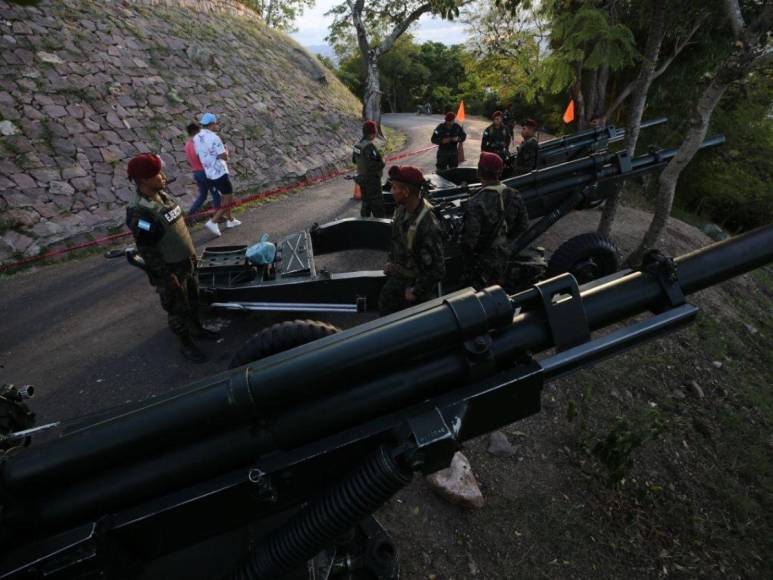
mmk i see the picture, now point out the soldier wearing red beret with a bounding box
[481,111,512,165]
[431,112,467,171]
[460,152,529,289]
[126,153,219,363]
[514,118,540,175]
[380,166,446,315]
[352,120,386,217]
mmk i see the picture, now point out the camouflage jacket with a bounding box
[515,137,539,174]
[461,183,529,255]
[388,199,446,297]
[481,124,511,160]
[352,138,384,181]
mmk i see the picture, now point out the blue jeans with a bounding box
[188,171,221,215]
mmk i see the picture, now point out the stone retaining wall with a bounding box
[0,0,362,262]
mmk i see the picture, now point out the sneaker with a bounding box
[180,342,208,363]
[205,220,221,237]
[225,219,242,229]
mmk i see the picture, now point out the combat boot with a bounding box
[180,336,208,363]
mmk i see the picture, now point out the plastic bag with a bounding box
[246,233,276,265]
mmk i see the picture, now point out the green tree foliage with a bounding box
[540,3,637,95]
[237,0,315,31]
[333,36,468,114]
[677,69,773,231]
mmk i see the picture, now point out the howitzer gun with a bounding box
[2,225,772,579]
[528,116,668,169]
[169,136,724,314]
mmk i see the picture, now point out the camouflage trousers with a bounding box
[378,275,435,316]
[157,257,200,340]
[463,251,508,291]
[360,179,385,218]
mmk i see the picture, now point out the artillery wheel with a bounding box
[547,233,620,284]
[229,319,341,369]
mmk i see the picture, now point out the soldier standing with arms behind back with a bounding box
[352,120,386,218]
[514,117,539,175]
[431,112,467,171]
[461,152,529,289]
[379,166,446,315]
[125,153,219,364]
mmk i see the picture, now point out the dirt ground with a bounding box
[377,195,773,580]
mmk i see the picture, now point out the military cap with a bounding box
[363,120,377,135]
[389,165,425,187]
[478,151,504,174]
[444,112,455,122]
[127,153,162,180]
[522,118,538,128]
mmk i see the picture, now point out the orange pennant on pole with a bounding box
[562,99,575,124]
[456,100,465,124]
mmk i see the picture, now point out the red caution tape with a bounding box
[0,144,439,272]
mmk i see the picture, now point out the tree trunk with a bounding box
[598,0,667,237]
[627,0,772,265]
[573,63,586,130]
[363,54,382,124]
[627,80,727,265]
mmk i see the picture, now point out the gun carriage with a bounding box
[128,135,723,314]
[2,225,772,579]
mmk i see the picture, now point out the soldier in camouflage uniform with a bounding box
[352,120,386,218]
[379,165,446,315]
[514,118,539,175]
[125,154,219,363]
[481,111,511,162]
[460,152,529,289]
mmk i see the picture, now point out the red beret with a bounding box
[363,120,377,134]
[445,112,455,122]
[127,153,162,180]
[492,110,502,118]
[523,118,538,128]
[478,152,504,174]
[388,165,425,187]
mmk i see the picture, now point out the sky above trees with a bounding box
[290,0,467,46]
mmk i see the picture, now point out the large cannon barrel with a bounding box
[1,225,771,535]
[537,117,668,153]
[518,135,726,218]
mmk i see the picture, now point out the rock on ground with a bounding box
[487,430,517,457]
[425,451,485,509]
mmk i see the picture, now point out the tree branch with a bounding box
[375,2,434,57]
[604,17,703,119]
[724,0,746,39]
[348,0,370,57]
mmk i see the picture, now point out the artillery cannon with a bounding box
[1,225,772,579]
[133,135,723,315]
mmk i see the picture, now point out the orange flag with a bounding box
[456,100,465,124]
[563,99,575,124]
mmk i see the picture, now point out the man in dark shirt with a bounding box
[514,118,539,175]
[481,111,511,163]
[352,120,386,218]
[125,153,219,363]
[431,112,467,171]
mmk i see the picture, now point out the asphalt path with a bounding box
[0,113,491,426]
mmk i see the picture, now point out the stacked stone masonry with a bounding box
[0,0,362,262]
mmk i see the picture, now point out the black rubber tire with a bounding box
[547,233,620,283]
[229,319,341,369]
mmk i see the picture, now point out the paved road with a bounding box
[0,113,490,425]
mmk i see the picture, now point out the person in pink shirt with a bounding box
[185,123,221,220]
